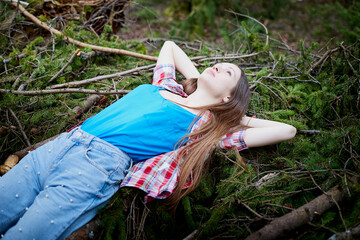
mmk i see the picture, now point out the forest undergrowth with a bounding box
[0,0,359,239]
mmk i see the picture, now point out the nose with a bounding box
[213,65,220,73]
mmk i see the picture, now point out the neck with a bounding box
[186,88,221,108]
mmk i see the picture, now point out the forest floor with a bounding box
[0,1,359,239]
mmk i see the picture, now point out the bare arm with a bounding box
[240,116,297,148]
[156,41,200,79]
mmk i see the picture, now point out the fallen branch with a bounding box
[72,94,103,119]
[298,130,322,134]
[11,3,158,62]
[12,134,60,160]
[0,88,130,95]
[49,63,156,89]
[197,52,262,62]
[245,185,345,240]
[183,230,198,240]
[4,0,29,6]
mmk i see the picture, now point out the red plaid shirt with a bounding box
[120,64,248,203]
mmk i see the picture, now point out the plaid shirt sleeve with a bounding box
[217,129,248,151]
[152,64,187,97]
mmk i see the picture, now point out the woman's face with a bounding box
[198,63,241,102]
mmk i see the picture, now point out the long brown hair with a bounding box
[167,67,250,209]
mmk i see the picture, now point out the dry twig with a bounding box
[8,108,31,147]
[48,49,81,84]
[309,46,341,73]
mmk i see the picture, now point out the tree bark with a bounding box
[245,185,345,240]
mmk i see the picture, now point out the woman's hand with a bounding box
[240,116,297,148]
[156,41,200,80]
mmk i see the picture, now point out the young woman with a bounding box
[0,41,296,239]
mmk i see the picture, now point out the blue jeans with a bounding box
[0,127,132,240]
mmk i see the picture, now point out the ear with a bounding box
[222,95,231,103]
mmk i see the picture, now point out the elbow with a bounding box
[164,40,175,47]
[287,125,297,140]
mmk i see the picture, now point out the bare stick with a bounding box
[49,63,156,89]
[245,185,345,240]
[183,230,198,240]
[239,201,271,220]
[11,3,158,62]
[0,88,130,95]
[8,108,31,147]
[48,49,80,84]
[48,23,56,62]
[298,130,322,134]
[197,52,262,62]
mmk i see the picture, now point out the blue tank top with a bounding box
[81,84,196,162]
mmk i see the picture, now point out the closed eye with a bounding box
[227,71,231,76]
